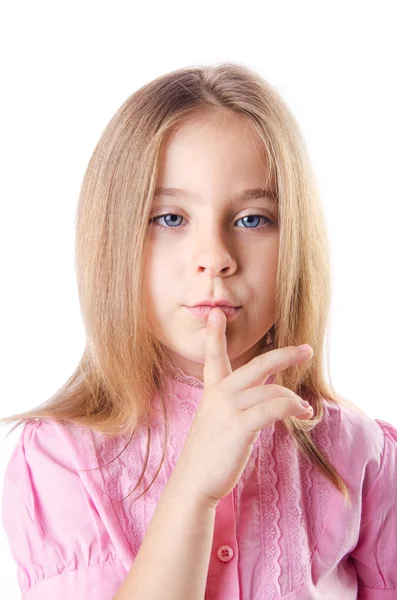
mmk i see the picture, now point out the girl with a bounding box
[1,63,396,600]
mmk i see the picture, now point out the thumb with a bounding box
[203,307,232,392]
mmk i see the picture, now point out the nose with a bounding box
[193,226,238,277]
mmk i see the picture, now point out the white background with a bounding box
[1,1,396,597]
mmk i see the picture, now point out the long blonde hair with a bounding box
[1,62,359,508]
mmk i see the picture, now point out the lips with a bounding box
[190,299,239,308]
[186,305,242,320]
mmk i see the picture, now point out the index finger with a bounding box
[203,307,233,392]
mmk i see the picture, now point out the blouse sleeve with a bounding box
[1,419,126,599]
[349,418,397,599]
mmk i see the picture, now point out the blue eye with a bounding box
[148,213,273,231]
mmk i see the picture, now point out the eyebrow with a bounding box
[153,187,278,205]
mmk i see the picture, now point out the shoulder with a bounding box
[17,417,101,468]
[324,396,385,452]
[322,398,395,497]
[2,418,127,596]
[12,416,89,445]
[3,418,95,510]
[2,418,103,520]
[343,406,397,593]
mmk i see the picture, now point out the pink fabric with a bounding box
[2,369,397,599]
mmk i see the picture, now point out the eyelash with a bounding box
[148,213,273,232]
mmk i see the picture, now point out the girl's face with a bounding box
[143,111,280,382]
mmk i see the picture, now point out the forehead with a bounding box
[156,112,276,195]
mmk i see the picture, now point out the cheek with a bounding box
[143,249,164,313]
[143,251,178,311]
[245,252,278,286]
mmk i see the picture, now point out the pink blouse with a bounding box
[2,369,397,599]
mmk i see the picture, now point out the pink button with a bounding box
[217,545,234,563]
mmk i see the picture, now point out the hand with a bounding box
[172,307,314,510]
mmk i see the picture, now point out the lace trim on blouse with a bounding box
[169,366,204,389]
